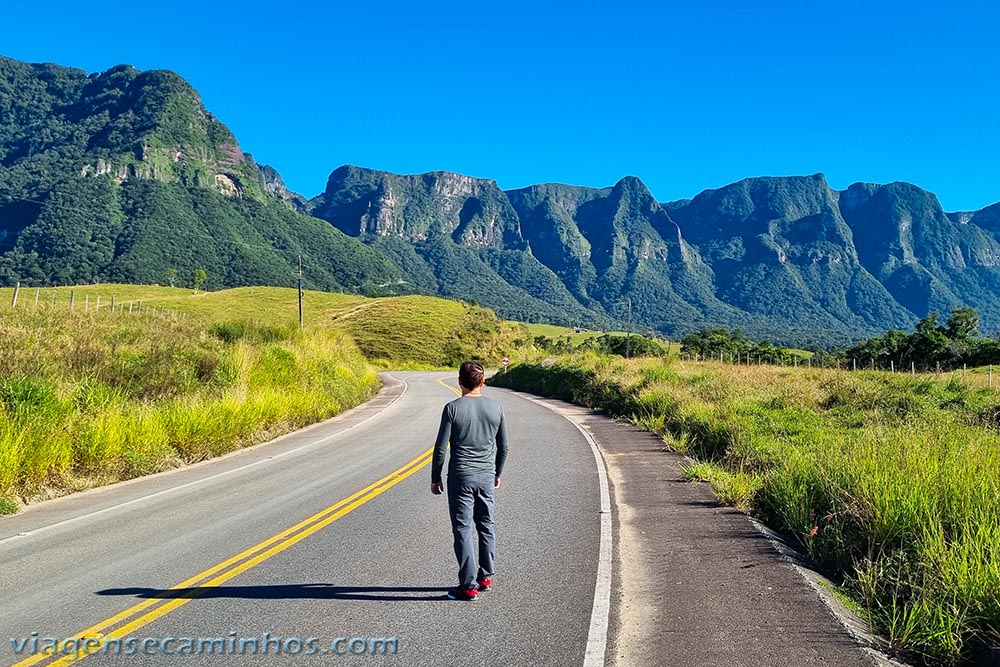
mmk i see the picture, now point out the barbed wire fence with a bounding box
[675,348,995,388]
[4,281,191,321]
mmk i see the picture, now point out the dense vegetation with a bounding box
[680,327,814,365]
[532,331,669,357]
[491,356,1000,665]
[844,306,1000,370]
[0,56,402,294]
[681,306,1000,371]
[0,176,402,291]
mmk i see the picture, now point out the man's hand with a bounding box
[494,476,501,489]
[431,482,444,495]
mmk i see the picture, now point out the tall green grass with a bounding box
[491,354,1000,665]
[0,308,377,510]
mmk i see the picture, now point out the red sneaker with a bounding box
[446,586,479,601]
[477,577,492,592]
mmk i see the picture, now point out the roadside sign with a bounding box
[501,356,510,366]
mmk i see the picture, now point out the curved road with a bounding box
[0,373,607,666]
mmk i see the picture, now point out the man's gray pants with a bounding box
[447,472,496,589]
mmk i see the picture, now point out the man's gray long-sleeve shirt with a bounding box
[432,395,509,484]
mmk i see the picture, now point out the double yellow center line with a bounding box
[14,376,462,667]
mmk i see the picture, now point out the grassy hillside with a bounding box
[525,323,607,344]
[0,285,528,367]
[335,295,526,367]
[491,355,1000,665]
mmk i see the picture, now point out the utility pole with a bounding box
[625,297,632,359]
[297,254,304,330]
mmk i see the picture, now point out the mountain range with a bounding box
[3,55,999,347]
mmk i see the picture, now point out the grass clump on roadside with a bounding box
[0,308,378,506]
[0,497,17,516]
[490,354,1000,665]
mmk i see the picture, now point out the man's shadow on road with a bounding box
[97,584,450,602]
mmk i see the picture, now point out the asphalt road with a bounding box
[0,373,606,667]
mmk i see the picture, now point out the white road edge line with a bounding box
[518,394,612,667]
[0,375,409,544]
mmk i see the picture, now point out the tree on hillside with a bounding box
[845,306,1000,369]
[191,268,207,291]
[680,328,745,357]
[911,311,949,363]
[164,268,178,288]
[581,333,667,358]
[946,306,979,339]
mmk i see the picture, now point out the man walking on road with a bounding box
[432,361,509,601]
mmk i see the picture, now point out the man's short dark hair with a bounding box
[459,361,485,390]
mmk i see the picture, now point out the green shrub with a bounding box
[209,320,293,344]
[0,497,17,516]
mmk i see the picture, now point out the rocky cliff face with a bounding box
[311,165,525,247]
[665,174,915,333]
[837,181,1000,326]
[309,165,599,326]
[0,57,272,202]
[312,164,1000,344]
[252,159,308,211]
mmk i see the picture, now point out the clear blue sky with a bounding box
[2,1,998,210]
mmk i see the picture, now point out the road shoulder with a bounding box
[517,394,902,667]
